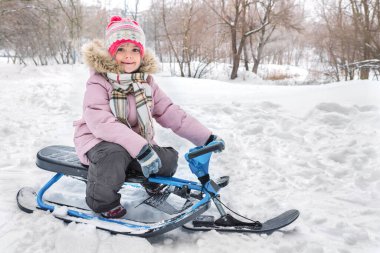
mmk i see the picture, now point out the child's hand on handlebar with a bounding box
[205,134,225,152]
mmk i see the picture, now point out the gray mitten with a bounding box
[137,145,162,178]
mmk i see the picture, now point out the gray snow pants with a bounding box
[85,141,178,213]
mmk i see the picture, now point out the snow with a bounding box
[52,206,69,218]
[0,61,380,253]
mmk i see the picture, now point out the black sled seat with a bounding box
[36,145,146,183]
[36,145,89,179]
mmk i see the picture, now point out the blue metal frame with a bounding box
[35,142,222,229]
[36,173,212,229]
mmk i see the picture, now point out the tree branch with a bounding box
[244,21,269,36]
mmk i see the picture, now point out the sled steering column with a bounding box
[185,141,262,229]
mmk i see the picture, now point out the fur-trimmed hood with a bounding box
[81,39,159,74]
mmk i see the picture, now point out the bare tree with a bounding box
[348,0,379,79]
[121,0,140,20]
[314,0,380,80]
[151,0,226,78]
[206,0,270,79]
[56,0,83,63]
[0,0,58,65]
[81,6,108,41]
[0,0,85,65]
[249,0,303,74]
[161,0,186,76]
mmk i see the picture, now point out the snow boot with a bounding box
[141,182,167,196]
[101,204,127,219]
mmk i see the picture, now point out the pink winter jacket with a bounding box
[73,40,211,165]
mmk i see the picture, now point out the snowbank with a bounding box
[0,62,379,253]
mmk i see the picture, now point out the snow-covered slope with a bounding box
[0,62,379,253]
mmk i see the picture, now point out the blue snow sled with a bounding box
[16,141,299,237]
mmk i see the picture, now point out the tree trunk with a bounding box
[252,37,264,74]
[252,58,259,74]
[360,68,370,79]
[243,43,249,71]
[230,24,239,79]
[360,0,371,79]
[231,54,240,79]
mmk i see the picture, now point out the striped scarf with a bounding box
[106,72,154,141]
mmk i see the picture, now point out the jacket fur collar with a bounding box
[81,39,159,74]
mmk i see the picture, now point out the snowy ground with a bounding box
[0,62,379,253]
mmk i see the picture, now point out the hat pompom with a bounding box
[107,16,122,28]
[110,16,122,22]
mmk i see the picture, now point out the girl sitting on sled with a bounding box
[73,16,223,218]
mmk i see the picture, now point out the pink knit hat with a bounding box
[105,16,145,57]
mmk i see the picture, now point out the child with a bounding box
[73,16,223,218]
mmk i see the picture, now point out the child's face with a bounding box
[114,43,142,73]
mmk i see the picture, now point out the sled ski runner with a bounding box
[17,142,299,237]
[183,209,300,234]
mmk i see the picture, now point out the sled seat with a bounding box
[36,145,89,178]
[36,145,147,182]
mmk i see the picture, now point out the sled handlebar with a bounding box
[187,142,224,159]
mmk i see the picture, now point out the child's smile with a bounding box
[120,60,137,69]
